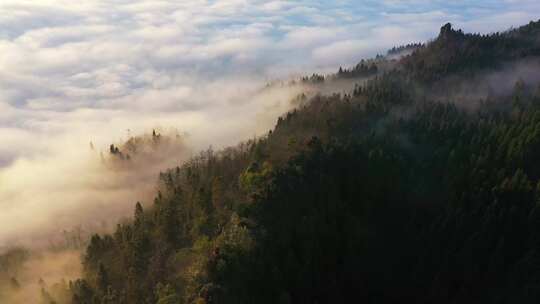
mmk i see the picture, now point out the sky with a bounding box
[0,0,539,246]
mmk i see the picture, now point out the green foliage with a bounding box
[156,283,180,304]
[71,20,540,304]
[403,21,540,82]
[337,59,378,78]
[239,161,272,195]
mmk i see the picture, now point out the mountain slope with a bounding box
[402,21,540,81]
[57,20,540,304]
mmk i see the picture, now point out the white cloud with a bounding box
[0,0,539,246]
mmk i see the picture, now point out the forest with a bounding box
[4,20,540,303]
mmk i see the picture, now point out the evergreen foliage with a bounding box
[42,19,540,303]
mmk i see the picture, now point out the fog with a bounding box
[1,0,539,301]
[0,82,308,249]
[0,249,80,304]
[0,82,306,302]
[429,58,540,110]
[1,0,538,246]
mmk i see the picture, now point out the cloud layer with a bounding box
[0,0,539,246]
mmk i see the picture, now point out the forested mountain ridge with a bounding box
[402,21,540,81]
[25,20,540,303]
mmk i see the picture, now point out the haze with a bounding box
[1,0,539,246]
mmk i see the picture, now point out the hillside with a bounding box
[23,20,540,303]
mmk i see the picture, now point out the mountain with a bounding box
[402,21,540,81]
[27,20,540,303]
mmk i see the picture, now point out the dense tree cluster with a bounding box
[24,20,540,303]
[387,43,424,56]
[337,60,378,79]
[402,21,540,82]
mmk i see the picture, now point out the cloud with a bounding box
[0,0,539,248]
[0,249,82,304]
[0,2,537,302]
[0,81,306,248]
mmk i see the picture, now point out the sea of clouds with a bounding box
[0,0,539,246]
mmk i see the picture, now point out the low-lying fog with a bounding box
[1,1,539,301]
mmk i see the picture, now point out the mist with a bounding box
[0,82,310,249]
[0,249,80,304]
[426,58,540,110]
[0,82,308,302]
[1,0,540,302]
[1,0,538,246]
